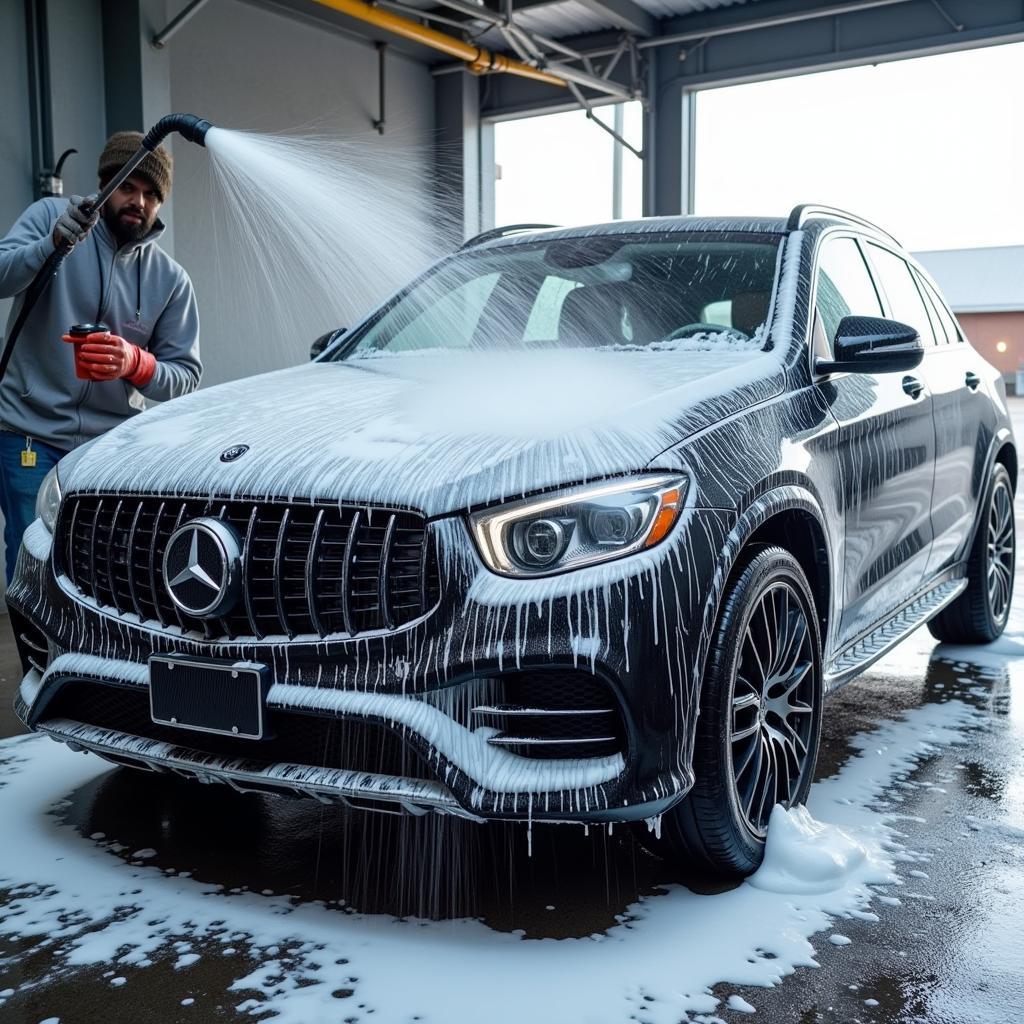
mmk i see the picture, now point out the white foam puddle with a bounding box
[0,695,985,1021]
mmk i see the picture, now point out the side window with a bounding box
[915,270,945,345]
[386,273,500,352]
[920,276,964,345]
[815,237,883,346]
[524,276,582,341]
[700,299,733,328]
[865,244,939,347]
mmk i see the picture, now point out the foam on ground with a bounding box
[0,696,984,1022]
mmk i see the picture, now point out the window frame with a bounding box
[917,273,965,346]
[862,241,941,348]
[807,230,886,375]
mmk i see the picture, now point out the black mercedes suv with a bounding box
[10,205,1016,877]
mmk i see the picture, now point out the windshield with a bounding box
[334,233,783,360]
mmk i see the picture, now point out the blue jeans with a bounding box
[0,431,67,586]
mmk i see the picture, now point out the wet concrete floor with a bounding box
[2,409,1024,1022]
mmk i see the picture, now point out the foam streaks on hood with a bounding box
[61,345,782,516]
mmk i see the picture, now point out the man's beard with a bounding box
[103,204,152,244]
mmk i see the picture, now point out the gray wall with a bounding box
[0,0,106,596]
[0,0,107,282]
[1,2,36,332]
[169,0,438,388]
[48,0,108,200]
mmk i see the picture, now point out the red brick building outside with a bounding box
[915,245,1024,392]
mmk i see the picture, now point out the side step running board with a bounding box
[825,577,967,687]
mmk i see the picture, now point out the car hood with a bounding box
[61,348,782,516]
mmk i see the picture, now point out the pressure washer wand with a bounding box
[0,113,213,384]
[87,114,213,220]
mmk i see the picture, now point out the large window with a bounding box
[694,42,1024,250]
[493,103,643,227]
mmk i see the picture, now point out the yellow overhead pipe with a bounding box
[309,0,567,88]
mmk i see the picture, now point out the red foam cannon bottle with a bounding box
[62,322,110,380]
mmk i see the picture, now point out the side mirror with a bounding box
[310,329,345,360]
[815,316,923,375]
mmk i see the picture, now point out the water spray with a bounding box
[0,113,213,383]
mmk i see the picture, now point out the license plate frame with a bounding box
[149,654,269,740]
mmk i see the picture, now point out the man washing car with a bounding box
[0,131,202,584]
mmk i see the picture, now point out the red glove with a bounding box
[65,331,156,387]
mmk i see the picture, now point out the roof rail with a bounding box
[461,223,560,249]
[786,204,901,247]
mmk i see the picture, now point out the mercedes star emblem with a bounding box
[162,518,242,618]
[220,444,249,463]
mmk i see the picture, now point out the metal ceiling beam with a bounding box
[460,24,621,113]
[426,0,655,37]
[427,0,566,21]
[308,0,567,84]
[576,0,655,37]
[433,0,638,98]
[637,0,910,49]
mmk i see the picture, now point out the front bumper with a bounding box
[11,506,731,823]
[16,686,464,816]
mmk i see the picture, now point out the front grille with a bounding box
[470,669,627,760]
[56,494,440,641]
[41,681,436,781]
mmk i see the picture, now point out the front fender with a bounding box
[678,485,832,770]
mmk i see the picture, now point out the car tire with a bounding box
[927,463,1015,644]
[653,545,824,878]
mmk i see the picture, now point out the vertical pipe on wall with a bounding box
[24,0,54,200]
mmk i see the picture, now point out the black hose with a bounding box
[142,113,212,150]
[0,113,214,384]
[53,148,77,177]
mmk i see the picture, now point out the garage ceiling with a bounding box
[259,0,1024,117]
[420,0,763,47]
[463,0,761,42]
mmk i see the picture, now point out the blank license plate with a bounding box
[149,655,268,739]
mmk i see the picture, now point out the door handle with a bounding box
[902,375,925,399]
[965,371,981,390]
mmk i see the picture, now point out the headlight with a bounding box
[470,474,687,577]
[35,466,62,533]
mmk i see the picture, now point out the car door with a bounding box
[914,271,999,574]
[813,235,936,652]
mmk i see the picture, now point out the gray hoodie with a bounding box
[0,198,201,451]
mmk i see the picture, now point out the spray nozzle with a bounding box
[81,112,214,217]
[142,113,214,151]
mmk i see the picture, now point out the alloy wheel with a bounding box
[730,582,816,837]
[986,478,1015,625]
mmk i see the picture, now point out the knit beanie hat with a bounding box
[97,131,173,200]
